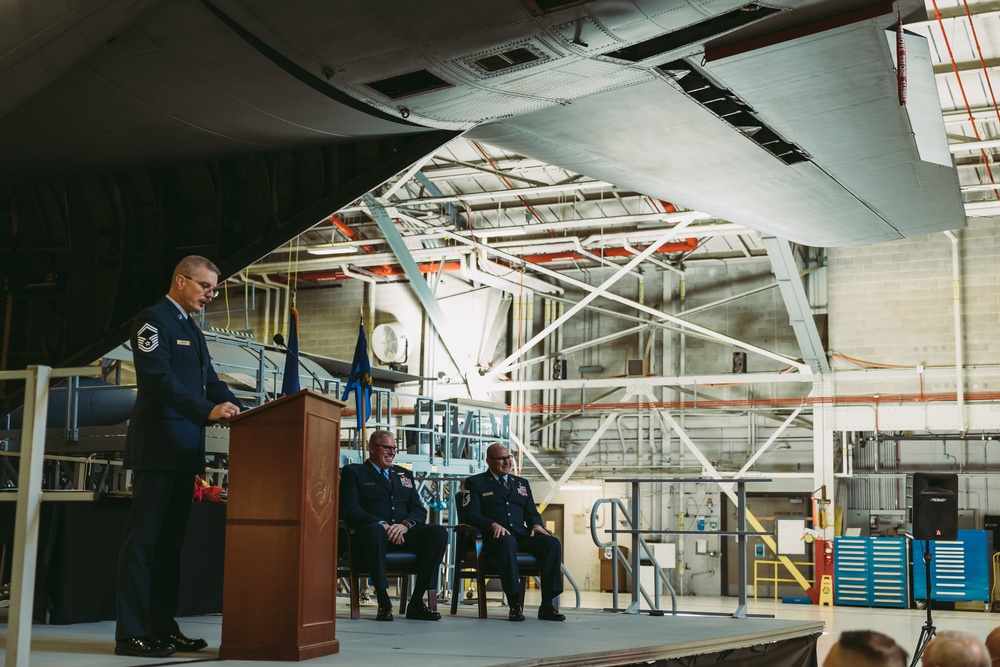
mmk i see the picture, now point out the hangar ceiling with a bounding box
[238,0,1000,341]
[1,0,997,411]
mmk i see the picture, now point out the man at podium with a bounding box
[116,255,243,658]
[340,430,447,622]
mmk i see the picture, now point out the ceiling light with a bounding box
[307,245,360,256]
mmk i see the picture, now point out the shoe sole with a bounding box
[114,648,175,658]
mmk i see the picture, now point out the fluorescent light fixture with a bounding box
[559,484,601,491]
[307,245,360,256]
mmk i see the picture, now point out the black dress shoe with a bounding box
[115,637,176,658]
[538,603,566,621]
[508,603,525,622]
[404,602,441,621]
[160,632,208,652]
[376,605,394,621]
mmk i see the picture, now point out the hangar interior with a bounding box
[6,1,1000,659]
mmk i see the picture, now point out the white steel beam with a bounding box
[645,392,812,591]
[812,379,836,540]
[509,433,556,485]
[538,409,623,508]
[364,195,476,381]
[6,365,50,667]
[489,225,687,379]
[444,229,809,377]
[502,324,650,375]
[731,407,803,476]
[761,236,830,374]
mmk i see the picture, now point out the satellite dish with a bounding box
[371,323,407,363]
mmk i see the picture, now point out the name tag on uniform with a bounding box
[363,482,376,486]
[177,339,191,346]
[482,491,494,497]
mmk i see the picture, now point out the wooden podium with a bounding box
[220,389,344,661]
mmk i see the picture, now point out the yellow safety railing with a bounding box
[753,560,814,601]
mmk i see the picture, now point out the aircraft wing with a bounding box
[0,0,966,386]
[470,9,964,247]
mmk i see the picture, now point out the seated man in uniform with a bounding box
[461,443,565,622]
[340,430,447,621]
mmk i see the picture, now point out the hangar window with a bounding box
[365,70,452,100]
[472,47,542,73]
[602,3,782,63]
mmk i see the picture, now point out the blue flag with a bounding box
[342,320,372,424]
[280,307,301,396]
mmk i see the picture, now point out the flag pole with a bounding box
[360,306,368,447]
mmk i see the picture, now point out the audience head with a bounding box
[985,626,1000,663]
[922,631,990,667]
[823,630,907,667]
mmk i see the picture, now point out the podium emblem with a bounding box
[307,448,335,530]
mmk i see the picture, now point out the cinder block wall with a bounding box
[828,218,1000,370]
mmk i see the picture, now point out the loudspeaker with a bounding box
[552,359,567,380]
[907,473,958,540]
[732,351,747,374]
[625,359,647,377]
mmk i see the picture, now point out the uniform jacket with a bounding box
[462,471,543,537]
[340,460,427,527]
[124,297,239,473]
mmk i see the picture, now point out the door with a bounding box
[721,494,813,599]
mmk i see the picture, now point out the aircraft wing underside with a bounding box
[470,18,964,247]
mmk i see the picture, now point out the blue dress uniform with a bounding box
[340,460,447,596]
[116,297,240,641]
[462,471,563,605]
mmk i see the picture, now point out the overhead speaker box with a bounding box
[732,351,747,374]
[907,472,958,541]
[625,359,647,377]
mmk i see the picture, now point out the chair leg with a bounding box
[350,575,361,620]
[399,575,411,614]
[519,576,527,609]
[476,572,488,619]
[450,572,460,615]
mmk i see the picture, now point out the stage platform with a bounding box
[0,601,823,667]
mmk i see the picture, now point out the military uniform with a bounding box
[340,460,447,595]
[462,471,563,605]
[117,297,240,641]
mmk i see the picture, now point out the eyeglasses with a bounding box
[373,444,398,454]
[182,275,220,298]
[488,455,514,462]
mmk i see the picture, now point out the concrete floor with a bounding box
[2,590,998,666]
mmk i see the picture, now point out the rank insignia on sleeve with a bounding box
[462,491,470,507]
[136,323,159,352]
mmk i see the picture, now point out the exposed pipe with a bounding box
[944,230,967,434]
[339,264,377,284]
[623,240,684,275]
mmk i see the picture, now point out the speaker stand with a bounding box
[910,542,936,667]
